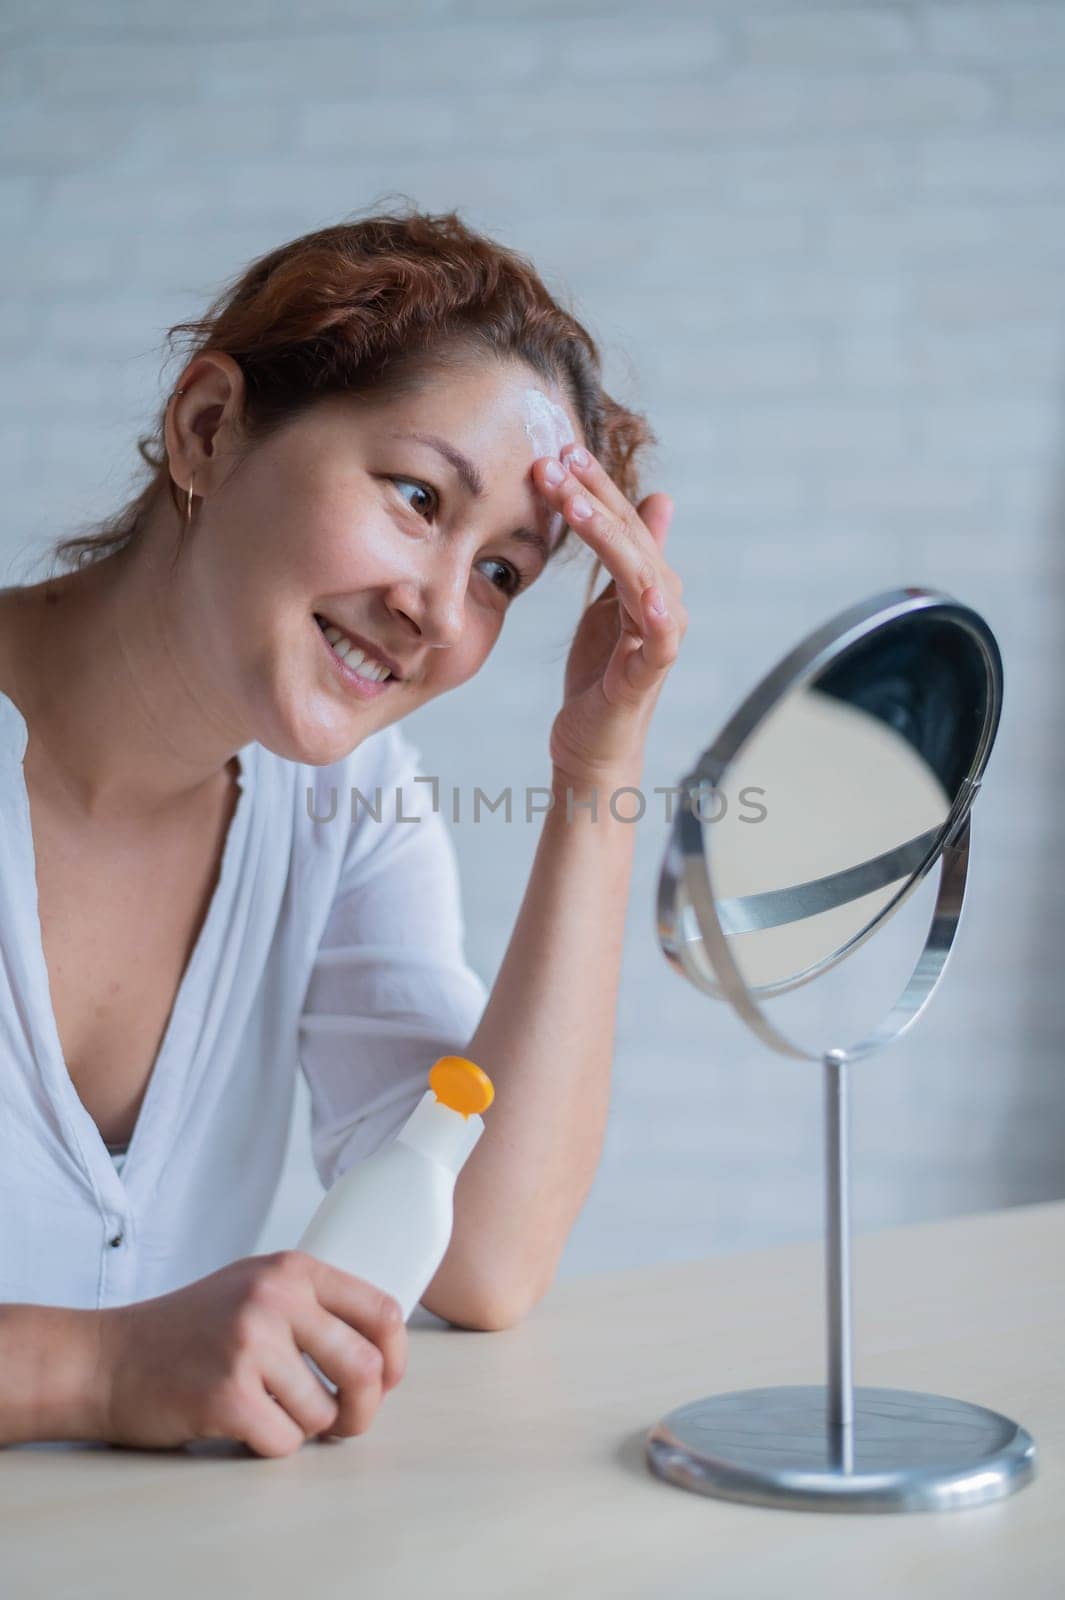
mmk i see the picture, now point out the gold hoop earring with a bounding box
[171,387,195,526]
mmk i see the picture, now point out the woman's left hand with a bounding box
[533,445,686,792]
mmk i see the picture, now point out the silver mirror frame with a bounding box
[656,586,1002,1060]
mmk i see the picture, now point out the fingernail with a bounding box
[569,494,592,520]
[565,446,589,468]
[648,587,667,616]
[543,459,565,485]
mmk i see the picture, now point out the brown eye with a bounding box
[391,477,437,519]
[478,557,528,598]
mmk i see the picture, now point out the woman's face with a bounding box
[190,358,585,765]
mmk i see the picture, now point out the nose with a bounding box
[384,553,466,649]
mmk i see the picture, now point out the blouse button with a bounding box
[108,1231,124,1248]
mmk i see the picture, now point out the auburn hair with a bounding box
[49,198,657,612]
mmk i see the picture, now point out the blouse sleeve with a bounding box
[297,725,490,1190]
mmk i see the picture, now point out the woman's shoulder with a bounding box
[0,586,31,693]
[0,587,45,755]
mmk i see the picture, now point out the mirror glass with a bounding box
[694,610,992,1000]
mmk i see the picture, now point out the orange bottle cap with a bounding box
[428,1056,495,1118]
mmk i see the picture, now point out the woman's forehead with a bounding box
[319,368,585,482]
[424,360,582,442]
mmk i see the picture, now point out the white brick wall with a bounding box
[2,0,1063,1284]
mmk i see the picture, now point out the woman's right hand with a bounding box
[95,1250,407,1458]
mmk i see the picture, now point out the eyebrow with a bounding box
[391,429,556,566]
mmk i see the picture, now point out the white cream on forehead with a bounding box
[522,387,575,459]
[522,387,576,548]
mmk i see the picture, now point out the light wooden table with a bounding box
[1,1199,1061,1599]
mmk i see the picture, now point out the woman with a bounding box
[0,206,685,1458]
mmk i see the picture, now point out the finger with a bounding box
[588,498,673,600]
[629,587,683,686]
[259,1342,341,1441]
[238,1384,311,1459]
[558,444,642,521]
[290,1304,389,1438]
[299,1253,407,1393]
[560,450,676,568]
[549,455,677,621]
[533,456,674,625]
[600,587,680,701]
[589,577,651,650]
[636,492,675,551]
[596,507,677,634]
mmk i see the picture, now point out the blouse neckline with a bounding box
[0,686,256,1206]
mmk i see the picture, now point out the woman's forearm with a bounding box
[423,766,641,1329]
[0,1303,108,1445]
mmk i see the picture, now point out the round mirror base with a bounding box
[646,1385,1036,1513]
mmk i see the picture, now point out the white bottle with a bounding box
[296,1055,495,1322]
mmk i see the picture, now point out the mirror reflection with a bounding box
[702,614,990,997]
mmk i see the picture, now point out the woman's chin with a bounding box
[291,716,374,768]
[253,692,371,769]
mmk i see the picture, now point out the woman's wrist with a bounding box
[549,762,646,817]
[37,1305,114,1442]
[0,1303,115,1444]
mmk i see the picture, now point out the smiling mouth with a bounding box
[313,613,397,682]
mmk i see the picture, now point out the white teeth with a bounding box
[318,618,392,681]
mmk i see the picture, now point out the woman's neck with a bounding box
[0,548,246,823]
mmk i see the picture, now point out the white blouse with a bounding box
[0,688,489,1311]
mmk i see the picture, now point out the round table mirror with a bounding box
[646,586,1037,1513]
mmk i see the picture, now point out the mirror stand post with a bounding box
[824,1050,854,1472]
[645,1047,1037,1511]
